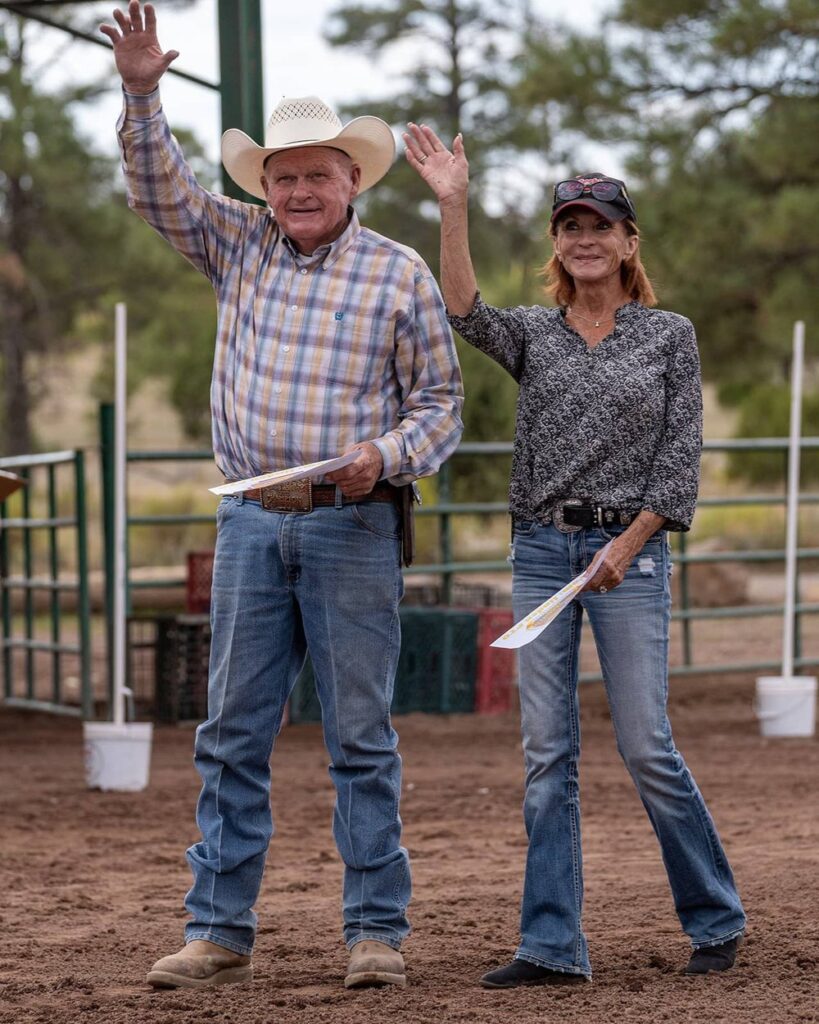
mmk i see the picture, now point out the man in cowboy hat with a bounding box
[102,1,463,992]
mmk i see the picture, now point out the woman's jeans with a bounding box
[183,495,411,956]
[511,522,745,977]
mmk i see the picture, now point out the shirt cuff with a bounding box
[371,434,404,480]
[121,86,162,120]
[446,292,485,333]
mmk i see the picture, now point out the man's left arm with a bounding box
[374,267,465,481]
[329,267,464,496]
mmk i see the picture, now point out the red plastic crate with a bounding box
[186,550,215,614]
[474,608,516,714]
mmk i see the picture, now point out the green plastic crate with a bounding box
[289,607,479,722]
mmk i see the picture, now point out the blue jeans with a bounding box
[184,495,411,955]
[511,522,745,978]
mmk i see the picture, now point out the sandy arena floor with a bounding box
[0,674,817,1024]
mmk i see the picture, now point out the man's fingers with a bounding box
[144,3,157,33]
[129,0,144,32]
[162,50,180,70]
[112,8,131,33]
[99,23,120,44]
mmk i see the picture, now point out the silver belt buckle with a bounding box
[552,497,584,533]
[260,478,313,513]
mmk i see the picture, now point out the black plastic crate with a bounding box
[154,614,211,722]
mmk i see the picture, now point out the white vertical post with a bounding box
[113,302,128,726]
[782,320,805,679]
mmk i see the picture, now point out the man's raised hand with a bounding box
[100,1,179,95]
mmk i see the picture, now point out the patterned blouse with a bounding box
[447,297,702,531]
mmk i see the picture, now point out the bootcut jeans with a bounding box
[183,494,411,956]
[510,521,745,978]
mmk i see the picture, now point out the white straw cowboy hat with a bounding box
[221,95,396,200]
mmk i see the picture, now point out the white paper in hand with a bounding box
[209,451,360,496]
[491,541,613,650]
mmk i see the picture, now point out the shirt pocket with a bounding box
[320,311,392,393]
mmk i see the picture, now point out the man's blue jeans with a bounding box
[511,522,745,978]
[183,495,411,956]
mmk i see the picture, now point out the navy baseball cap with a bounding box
[550,172,637,223]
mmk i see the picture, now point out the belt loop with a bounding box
[334,484,343,509]
[235,492,244,506]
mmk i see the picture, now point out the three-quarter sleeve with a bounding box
[447,295,531,382]
[642,320,703,531]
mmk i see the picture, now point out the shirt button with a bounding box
[270,429,278,437]
[275,386,282,394]
[291,304,298,311]
[283,345,290,352]
[300,269,307,275]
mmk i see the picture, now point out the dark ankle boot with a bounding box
[684,936,742,975]
[480,959,588,989]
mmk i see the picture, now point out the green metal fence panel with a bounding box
[108,432,819,685]
[0,451,93,717]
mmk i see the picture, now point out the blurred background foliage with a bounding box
[1,0,817,492]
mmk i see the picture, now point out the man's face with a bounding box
[261,147,361,254]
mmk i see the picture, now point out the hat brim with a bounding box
[550,198,631,223]
[221,116,396,200]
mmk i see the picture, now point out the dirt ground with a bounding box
[1,674,817,1024]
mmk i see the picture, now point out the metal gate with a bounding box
[0,451,92,716]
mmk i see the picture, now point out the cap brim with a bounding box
[550,198,630,223]
[221,117,396,201]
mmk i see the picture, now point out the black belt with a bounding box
[552,499,636,533]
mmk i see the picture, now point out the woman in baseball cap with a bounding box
[405,124,746,988]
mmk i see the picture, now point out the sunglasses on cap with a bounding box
[552,176,637,221]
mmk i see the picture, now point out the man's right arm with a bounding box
[104,2,248,277]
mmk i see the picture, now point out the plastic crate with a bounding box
[186,551,215,614]
[474,608,516,714]
[154,614,212,722]
[394,607,478,715]
[288,607,479,721]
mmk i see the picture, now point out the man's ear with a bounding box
[349,164,362,200]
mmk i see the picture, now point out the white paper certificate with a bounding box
[491,541,613,650]
[209,451,360,496]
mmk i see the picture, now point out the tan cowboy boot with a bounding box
[344,940,406,989]
[146,939,252,989]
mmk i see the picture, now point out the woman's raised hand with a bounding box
[403,123,469,203]
[100,1,179,95]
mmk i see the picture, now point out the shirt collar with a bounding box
[279,207,361,269]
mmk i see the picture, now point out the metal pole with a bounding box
[218,0,264,203]
[47,463,61,704]
[678,532,692,666]
[782,321,805,678]
[99,403,116,715]
[75,451,93,721]
[439,462,453,605]
[114,303,128,726]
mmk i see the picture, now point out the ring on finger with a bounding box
[419,154,428,163]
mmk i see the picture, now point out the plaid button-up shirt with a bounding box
[117,91,463,484]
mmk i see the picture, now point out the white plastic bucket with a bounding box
[755,676,817,738]
[83,722,153,791]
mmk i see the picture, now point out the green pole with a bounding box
[48,463,61,705]
[0,493,11,702]
[439,462,453,605]
[99,403,116,715]
[218,0,264,203]
[75,451,93,720]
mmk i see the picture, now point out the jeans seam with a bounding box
[691,925,745,950]
[565,600,583,967]
[346,931,403,951]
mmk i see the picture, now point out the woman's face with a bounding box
[552,209,638,286]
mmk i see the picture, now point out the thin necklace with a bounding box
[566,305,617,328]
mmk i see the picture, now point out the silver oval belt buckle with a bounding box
[553,497,584,533]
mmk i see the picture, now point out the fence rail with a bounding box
[105,435,819,682]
